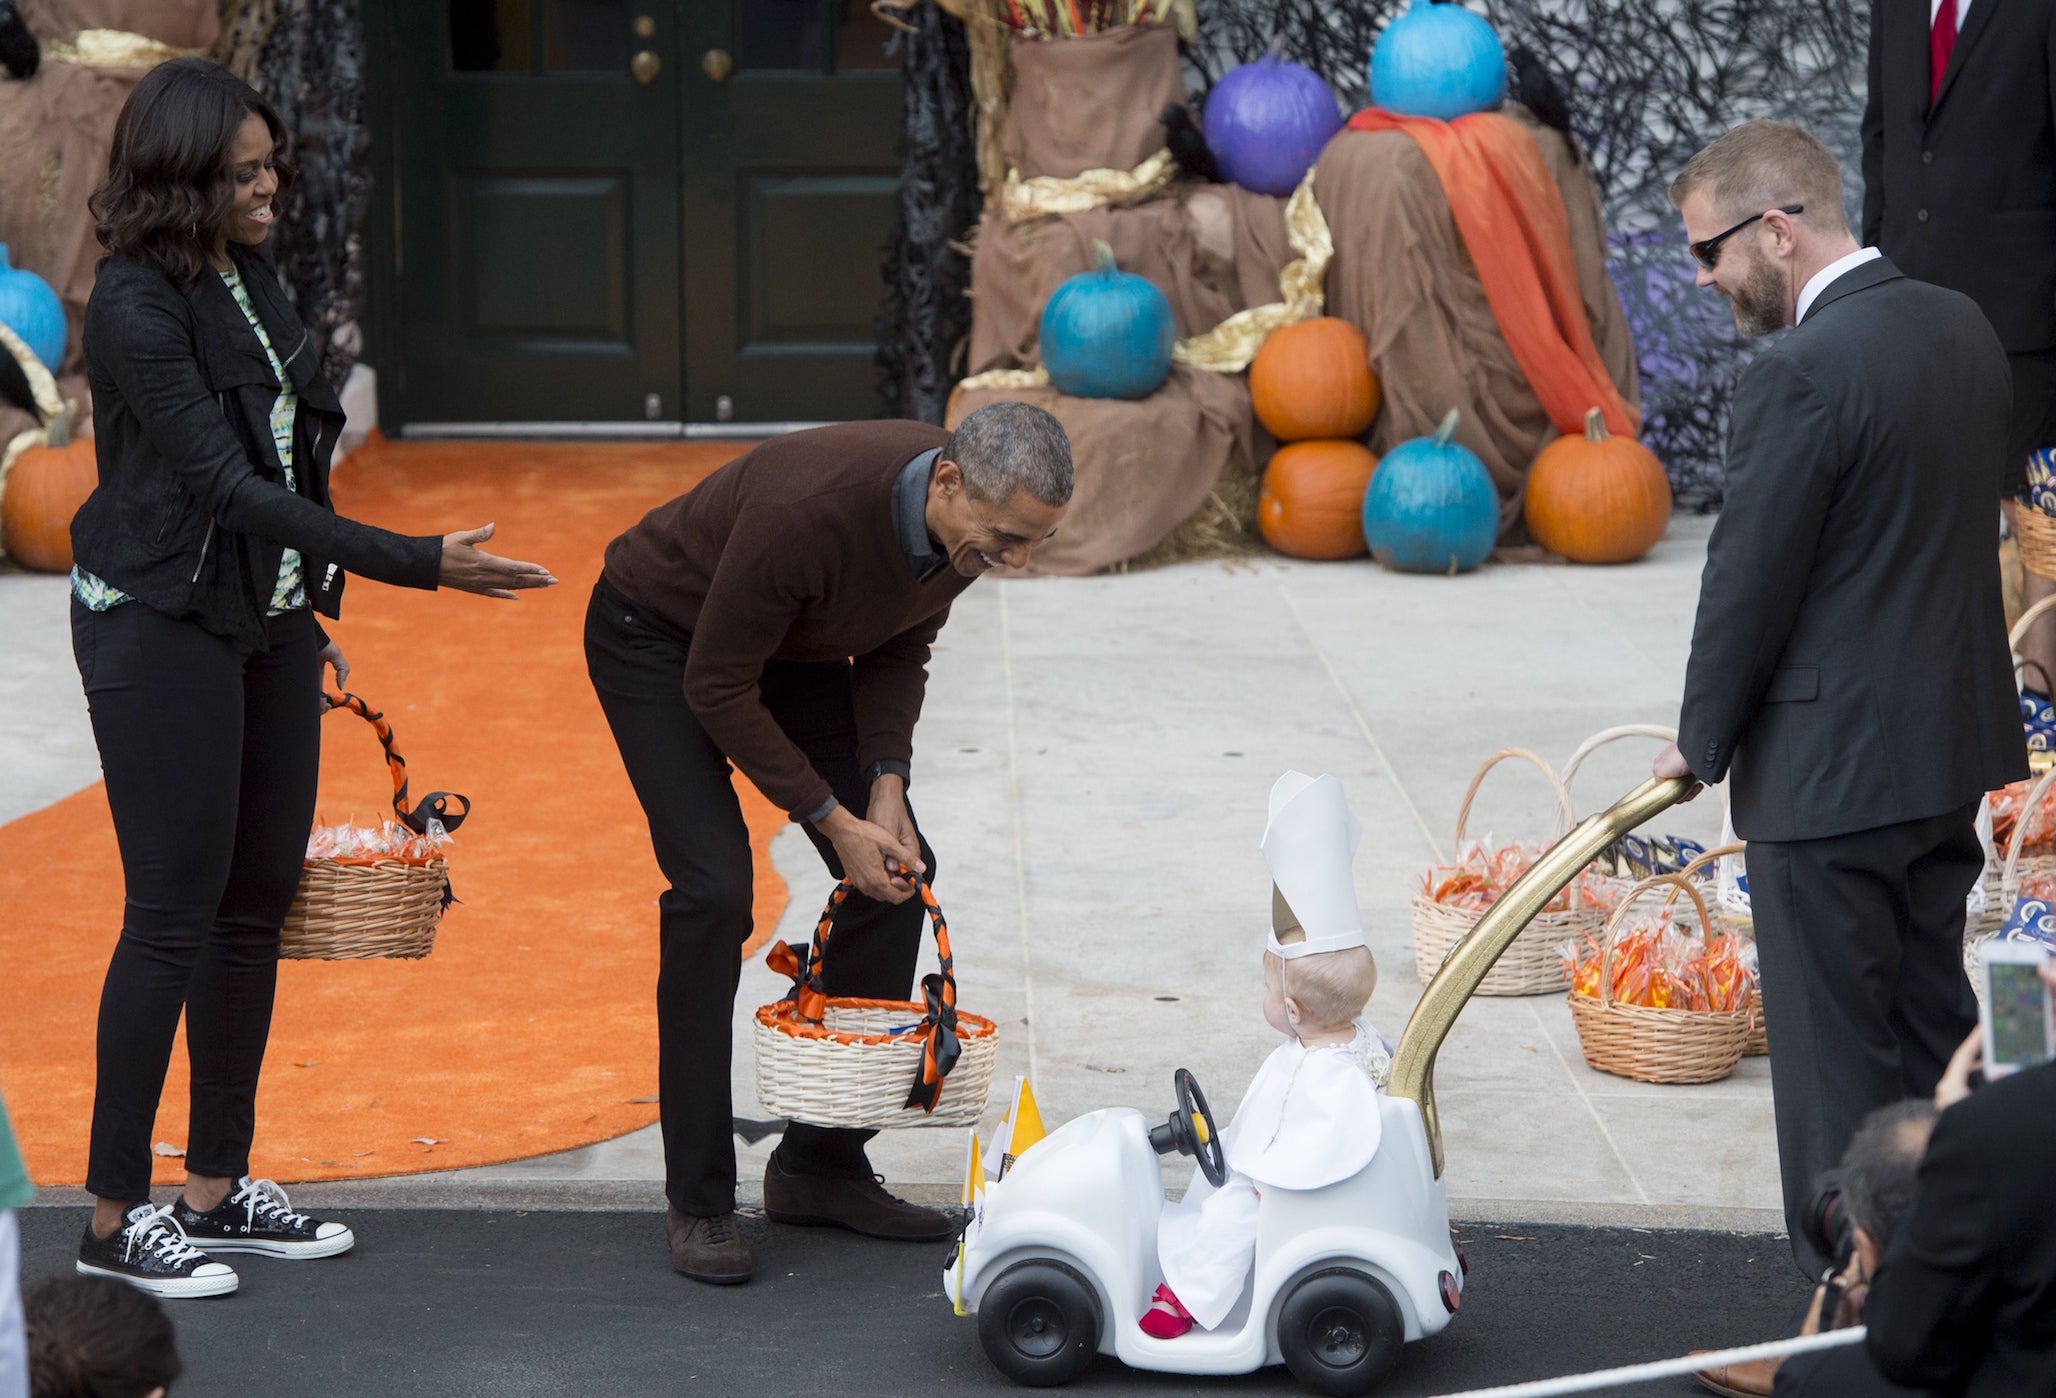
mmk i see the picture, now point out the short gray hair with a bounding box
[1840,1099,1937,1249]
[944,402,1074,507]
[1668,120,1849,235]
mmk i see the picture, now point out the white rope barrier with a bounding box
[1426,1327,1868,1398]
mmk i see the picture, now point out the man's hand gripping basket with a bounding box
[279,692,470,961]
[755,878,1000,1128]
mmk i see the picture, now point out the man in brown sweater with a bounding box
[585,404,1072,1285]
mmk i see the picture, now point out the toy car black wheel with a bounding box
[1276,1268,1406,1396]
[976,1260,1103,1388]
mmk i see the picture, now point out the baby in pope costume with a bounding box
[1140,770,1393,1338]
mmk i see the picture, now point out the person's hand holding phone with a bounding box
[1977,942,2056,1080]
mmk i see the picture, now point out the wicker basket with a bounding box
[1413,748,1600,996]
[279,692,467,961]
[1967,763,2056,997]
[1670,844,1765,1057]
[756,878,1000,1129]
[1558,724,1708,911]
[2015,507,2056,581]
[1566,874,1754,1084]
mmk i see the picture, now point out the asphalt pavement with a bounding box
[15,1208,1808,1397]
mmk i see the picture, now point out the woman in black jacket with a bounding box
[67,58,555,1299]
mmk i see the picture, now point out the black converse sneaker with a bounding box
[173,1176,355,1259]
[77,1202,239,1298]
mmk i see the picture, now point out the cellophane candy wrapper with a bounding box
[1556,908,1755,1012]
[1987,778,2056,855]
[305,819,451,867]
[2025,447,2056,517]
[1422,836,1613,914]
[2020,690,2056,751]
[1589,833,1709,883]
[1996,895,2056,951]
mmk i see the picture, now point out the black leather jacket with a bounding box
[71,244,441,649]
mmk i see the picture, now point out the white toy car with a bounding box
[943,776,1689,1395]
[945,1068,1465,1395]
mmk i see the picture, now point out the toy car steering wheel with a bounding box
[1146,1067,1227,1187]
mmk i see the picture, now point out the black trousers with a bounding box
[582,579,934,1217]
[72,600,321,1202]
[1747,802,1982,1279]
[2004,346,2056,495]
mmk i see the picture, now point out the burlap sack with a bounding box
[965,182,1295,377]
[0,1,220,373]
[948,364,1255,576]
[1314,108,1638,533]
[1001,24,1185,181]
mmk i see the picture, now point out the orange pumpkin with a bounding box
[1,403,97,573]
[1524,407,1672,564]
[1250,317,1381,442]
[1258,439,1380,560]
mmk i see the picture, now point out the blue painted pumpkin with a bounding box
[1369,1,1508,122]
[1040,241,1174,401]
[0,244,65,371]
[1203,51,1343,197]
[1360,409,1500,573]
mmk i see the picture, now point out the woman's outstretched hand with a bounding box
[439,523,559,599]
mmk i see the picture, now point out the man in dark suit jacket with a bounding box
[1658,121,2026,1282]
[1863,0,2056,680]
[1865,1007,2056,1394]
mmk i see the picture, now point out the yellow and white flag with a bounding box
[954,1125,985,1317]
[986,1075,1049,1179]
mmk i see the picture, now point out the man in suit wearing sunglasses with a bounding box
[1653,123,2024,1308]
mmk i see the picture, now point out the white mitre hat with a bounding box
[1260,770,1368,959]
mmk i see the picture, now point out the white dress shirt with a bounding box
[1934,0,1969,25]
[1797,246,1885,324]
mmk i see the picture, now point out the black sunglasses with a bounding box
[1689,204,1804,270]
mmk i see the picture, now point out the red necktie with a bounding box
[1931,0,1958,108]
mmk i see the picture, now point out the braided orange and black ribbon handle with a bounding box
[321,691,470,837]
[764,874,963,1112]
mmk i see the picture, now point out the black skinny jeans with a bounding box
[73,599,321,1202]
[583,578,934,1217]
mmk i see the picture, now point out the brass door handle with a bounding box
[701,47,733,82]
[631,49,661,83]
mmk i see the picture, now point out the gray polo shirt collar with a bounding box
[894,447,945,580]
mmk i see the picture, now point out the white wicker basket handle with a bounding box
[2009,592,2056,653]
[1557,724,1680,830]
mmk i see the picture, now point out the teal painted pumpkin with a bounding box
[1369,1,1508,122]
[1360,409,1499,574]
[1040,241,1175,401]
[0,244,65,371]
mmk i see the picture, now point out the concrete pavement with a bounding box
[0,512,1781,1232]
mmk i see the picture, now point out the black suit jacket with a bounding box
[1865,1061,2056,1396]
[1677,259,2025,841]
[1862,0,2056,352]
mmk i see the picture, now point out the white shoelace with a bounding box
[234,1177,311,1232]
[122,1205,208,1268]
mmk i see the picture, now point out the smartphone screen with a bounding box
[1986,960,2055,1069]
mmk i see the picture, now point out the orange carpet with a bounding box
[0,435,792,1187]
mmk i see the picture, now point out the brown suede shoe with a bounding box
[762,1154,959,1242]
[666,1206,751,1285]
[1690,1352,1780,1397]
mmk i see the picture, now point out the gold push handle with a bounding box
[701,47,733,82]
[631,50,661,83]
[1387,775,1694,1177]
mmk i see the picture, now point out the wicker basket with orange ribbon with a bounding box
[279,692,469,961]
[1563,873,1755,1085]
[1412,748,1602,996]
[755,877,1000,1129]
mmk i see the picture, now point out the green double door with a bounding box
[378,0,903,430]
